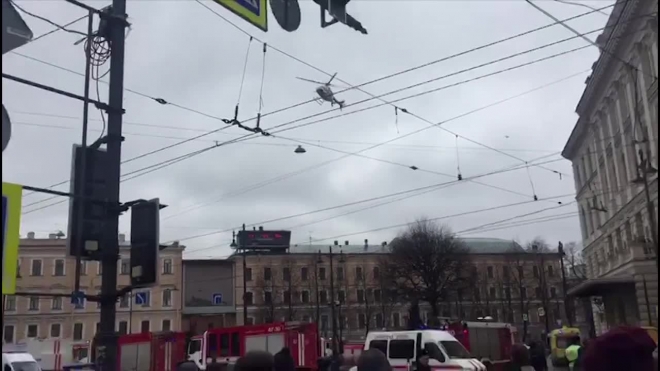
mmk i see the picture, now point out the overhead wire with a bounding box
[12,2,629,200]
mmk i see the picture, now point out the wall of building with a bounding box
[2,234,185,344]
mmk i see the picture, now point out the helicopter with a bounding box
[296,73,346,109]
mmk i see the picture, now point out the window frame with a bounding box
[30,259,43,276]
[73,322,84,341]
[26,324,39,339]
[53,259,66,277]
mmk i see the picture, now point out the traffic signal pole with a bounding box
[97,0,128,369]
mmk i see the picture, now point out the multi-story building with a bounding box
[233,238,564,342]
[2,232,185,344]
[181,259,236,333]
[562,0,658,332]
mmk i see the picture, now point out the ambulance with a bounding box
[352,330,487,371]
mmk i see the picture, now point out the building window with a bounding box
[97,262,102,275]
[357,290,365,304]
[301,291,310,304]
[489,287,497,299]
[140,320,150,333]
[373,266,380,280]
[162,320,171,332]
[302,315,311,323]
[535,287,543,299]
[283,267,291,282]
[355,267,363,281]
[80,261,88,276]
[301,267,309,281]
[264,267,272,281]
[162,289,173,307]
[338,290,346,304]
[244,292,254,305]
[26,324,39,339]
[53,259,65,276]
[119,295,129,308]
[73,323,84,341]
[520,287,527,300]
[358,314,367,329]
[264,291,273,304]
[4,296,16,311]
[51,297,63,310]
[547,265,555,277]
[3,325,15,343]
[503,266,510,280]
[162,258,173,274]
[320,290,328,304]
[28,297,39,311]
[517,266,524,279]
[245,317,255,326]
[533,266,539,278]
[336,267,344,281]
[319,267,327,280]
[374,289,382,303]
[120,259,130,275]
[50,324,62,338]
[550,287,557,298]
[392,313,401,328]
[95,322,101,335]
[283,291,291,304]
[31,259,43,276]
[487,266,494,279]
[375,313,383,328]
[16,259,21,277]
[321,315,329,331]
[118,321,128,335]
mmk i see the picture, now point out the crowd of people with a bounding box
[182,326,657,371]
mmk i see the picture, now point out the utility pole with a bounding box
[558,242,573,326]
[97,0,128,369]
[634,149,659,271]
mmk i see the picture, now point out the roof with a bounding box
[227,237,525,257]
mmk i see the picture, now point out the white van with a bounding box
[355,330,487,371]
[2,353,42,371]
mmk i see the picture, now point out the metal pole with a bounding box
[128,293,133,334]
[328,246,338,356]
[642,275,654,326]
[74,10,95,296]
[242,224,248,324]
[558,244,573,326]
[98,1,127,370]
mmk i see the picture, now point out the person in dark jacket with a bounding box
[356,349,391,371]
[507,344,535,371]
[528,341,548,371]
[273,347,296,371]
[583,326,656,371]
[234,351,275,371]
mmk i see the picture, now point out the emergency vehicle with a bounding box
[356,330,487,371]
[3,338,90,371]
[444,321,517,370]
[116,331,187,371]
[187,321,320,370]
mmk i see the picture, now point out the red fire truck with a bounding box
[445,321,517,371]
[115,331,187,371]
[188,321,320,370]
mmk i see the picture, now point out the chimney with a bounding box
[344,240,349,246]
[259,226,264,231]
[381,241,387,247]
[118,234,126,242]
[172,241,180,248]
[334,241,339,246]
[27,232,35,239]
[364,239,368,251]
[48,233,57,239]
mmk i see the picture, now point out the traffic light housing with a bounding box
[130,198,161,288]
[67,145,109,261]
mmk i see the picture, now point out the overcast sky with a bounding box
[3,0,612,258]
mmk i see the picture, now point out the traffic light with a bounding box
[130,198,161,288]
[67,145,110,261]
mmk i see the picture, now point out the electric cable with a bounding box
[8,0,88,38]
[30,14,90,43]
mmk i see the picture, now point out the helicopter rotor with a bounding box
[296,76,328,85]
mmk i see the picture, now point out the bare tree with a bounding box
[504,245,535,342]
[527,237,553,334]
[253,276,282,323]
[383,219,472,327]
[281,258,303,321]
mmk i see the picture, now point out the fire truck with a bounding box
[116,331,187,371]
[187,321,320,370]
[445,321,517,371]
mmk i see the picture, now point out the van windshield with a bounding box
[11,362,41,371]
[440,341,472,359]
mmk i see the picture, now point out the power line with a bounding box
[11,2,627,197]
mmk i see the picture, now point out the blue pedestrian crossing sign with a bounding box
[135,292,149,305]
[213,293,223,305]
[2,182,22,295]
[213,0,268,32]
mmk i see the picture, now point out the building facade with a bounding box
[181,259,237,333]
[2,232,185,344]
[233,238,565,342]
[562,0,658,332]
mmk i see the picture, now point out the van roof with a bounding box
[366,330,458,342]
[3,352,38,363]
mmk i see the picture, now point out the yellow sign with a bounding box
[2,182,22,294]
[214,0,268,32]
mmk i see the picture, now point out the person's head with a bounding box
[570,336,581,346]
[418,349,430,366]
[510,343,531,366]
[356,349,391,371]
[583,326,656,371]
[278,347,291,356]
[234,351,274,371]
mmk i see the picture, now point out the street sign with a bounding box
[135,291,149,305]
[130,198,161,288]
[71,291,85,308]
[214,0,268,32]
[537,307,545,317]
[522,313,529,322]
[2,182,22,295]
[270,0,300,32]
[212,293,223,305]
